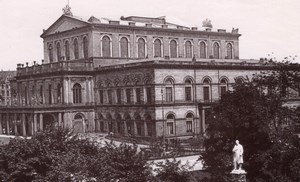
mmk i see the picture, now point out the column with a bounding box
[94,119,98,132]
[90,78,94,103]
[133,121,137,135]
[68,78,72,103]
[14,114,18,136]
[202,109,205,133]
[85,78,90,103]
[4,83,7,105]
[144,121,148,136]
[39,113,43,131]
[6,114,10,135]
[34,113,37,134]
[0,113,2,134]
[58,113,62,127]
[63,78,69,104]
[22,113,26,137]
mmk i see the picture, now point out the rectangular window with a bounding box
[166,87,173,102]
[185,87,192,101]
[146,87,152,104]
[126,88,132,104]
[99,90,104,104]
[167,122,174,135]
[136,88,141,104]
[107,90,113,104]
[116,89,122,104]
[186,121,192,132]
[203,86,210,102]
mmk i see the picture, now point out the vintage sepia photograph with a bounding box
[0,0,299,181]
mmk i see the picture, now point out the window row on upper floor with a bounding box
[47,36,89,63]
[46,34,236,63]
[96,77,242,105]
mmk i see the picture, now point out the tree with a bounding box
[0,128,151,182]
[0,127,191,181]
[200,60,300,181]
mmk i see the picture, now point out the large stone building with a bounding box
[0,71,16,106]
[0,7,282,138]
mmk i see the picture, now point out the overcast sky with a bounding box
[0,0,299,70]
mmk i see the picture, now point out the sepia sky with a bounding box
[0,0,299,70]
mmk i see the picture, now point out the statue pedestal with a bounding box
[230,170,247,182]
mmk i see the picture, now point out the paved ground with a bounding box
[148,155,203,172]
[0,134,17,145]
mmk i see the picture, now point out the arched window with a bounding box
[185,78,193,101]
[203,78,211,102]
[200,41,206,58]
[56,42,61,61]
[74,39,79,59]
[220,78,228,96]
[106,113,113,132]
[83,36,89,59]
[98,113,104,132]
[166,114,175,135]
[165,78,174,102]
[170,40,177,58]
[39,85,43,104]
[125,113,133,135]
[120,37,129,58]
[235,77,244,84]
[186,113,193,133]
[24,86,28,105]
[226,43,233,59]
[213,42,220,59]
[73,83,82,104]
[185,40,193,58]
[48,44,53,63]
[145,114,154,136]
[135,114,143,136]
[138,38,146,58]
[57,83,62,103]
[154,39,162,57]
[102,36,111,57]
[65,40,70,60]
[74,114,83,120]
[48,84,52,104]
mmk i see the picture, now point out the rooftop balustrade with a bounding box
[16,59,94,77]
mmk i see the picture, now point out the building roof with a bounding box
[41,14,240,38]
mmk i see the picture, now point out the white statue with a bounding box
[232,140,245,173]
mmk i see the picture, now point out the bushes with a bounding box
[0,128,191,182]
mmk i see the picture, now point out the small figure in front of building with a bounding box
[232,140,244,172]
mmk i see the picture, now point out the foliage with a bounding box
[0,128,191,182]
[200,60,300,181]
[153,159,191,182]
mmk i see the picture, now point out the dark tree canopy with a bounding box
[0,127,191,182]
[201,60,300,182]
